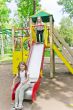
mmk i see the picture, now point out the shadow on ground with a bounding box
[38,64,73,109]
[0,63,73,110]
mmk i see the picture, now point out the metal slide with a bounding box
[27,43,44,80]
[24,43,45,100]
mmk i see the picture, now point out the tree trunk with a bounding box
[33,0,36,14]
[1,34,4,57]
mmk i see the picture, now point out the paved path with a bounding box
[0,63,73,110]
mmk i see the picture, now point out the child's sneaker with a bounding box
[11,107,16,110]
[15,103,18,109]
[18,104,23,109]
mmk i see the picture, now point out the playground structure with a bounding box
[12,11,73,102]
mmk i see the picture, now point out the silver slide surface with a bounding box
[24,43,44,99]
[27,43,44,81]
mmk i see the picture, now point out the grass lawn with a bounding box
[44,48,57,57]
[44,49,50,57]
[0,54,12,63]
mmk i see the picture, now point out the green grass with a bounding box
[44,49,50,57]
[44,49,57,57]
[0,54,12,63]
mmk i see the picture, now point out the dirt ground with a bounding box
[0,61,73,110]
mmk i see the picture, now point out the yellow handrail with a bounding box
[53,44,73,74]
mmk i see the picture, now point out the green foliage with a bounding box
[58,0,73,17]
[17,0,40,17]
[0,0,40,57]
[59,17,73,46]
[0,0,10,28]
[14,0,40,27]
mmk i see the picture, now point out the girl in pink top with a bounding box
[36,17,44,43]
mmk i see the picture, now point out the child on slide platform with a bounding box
[35,17,44,43]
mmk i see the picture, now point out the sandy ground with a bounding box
[0,62,73,110]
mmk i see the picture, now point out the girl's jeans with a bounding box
[36,30,44,42]
[15,82,29,106]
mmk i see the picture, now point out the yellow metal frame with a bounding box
[13,36,29,74]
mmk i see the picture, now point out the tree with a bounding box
[58,0,73,17]
[0,0,10,28]
[59,17,73,46]
[0,0,10,56]
[15,0,40,27]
